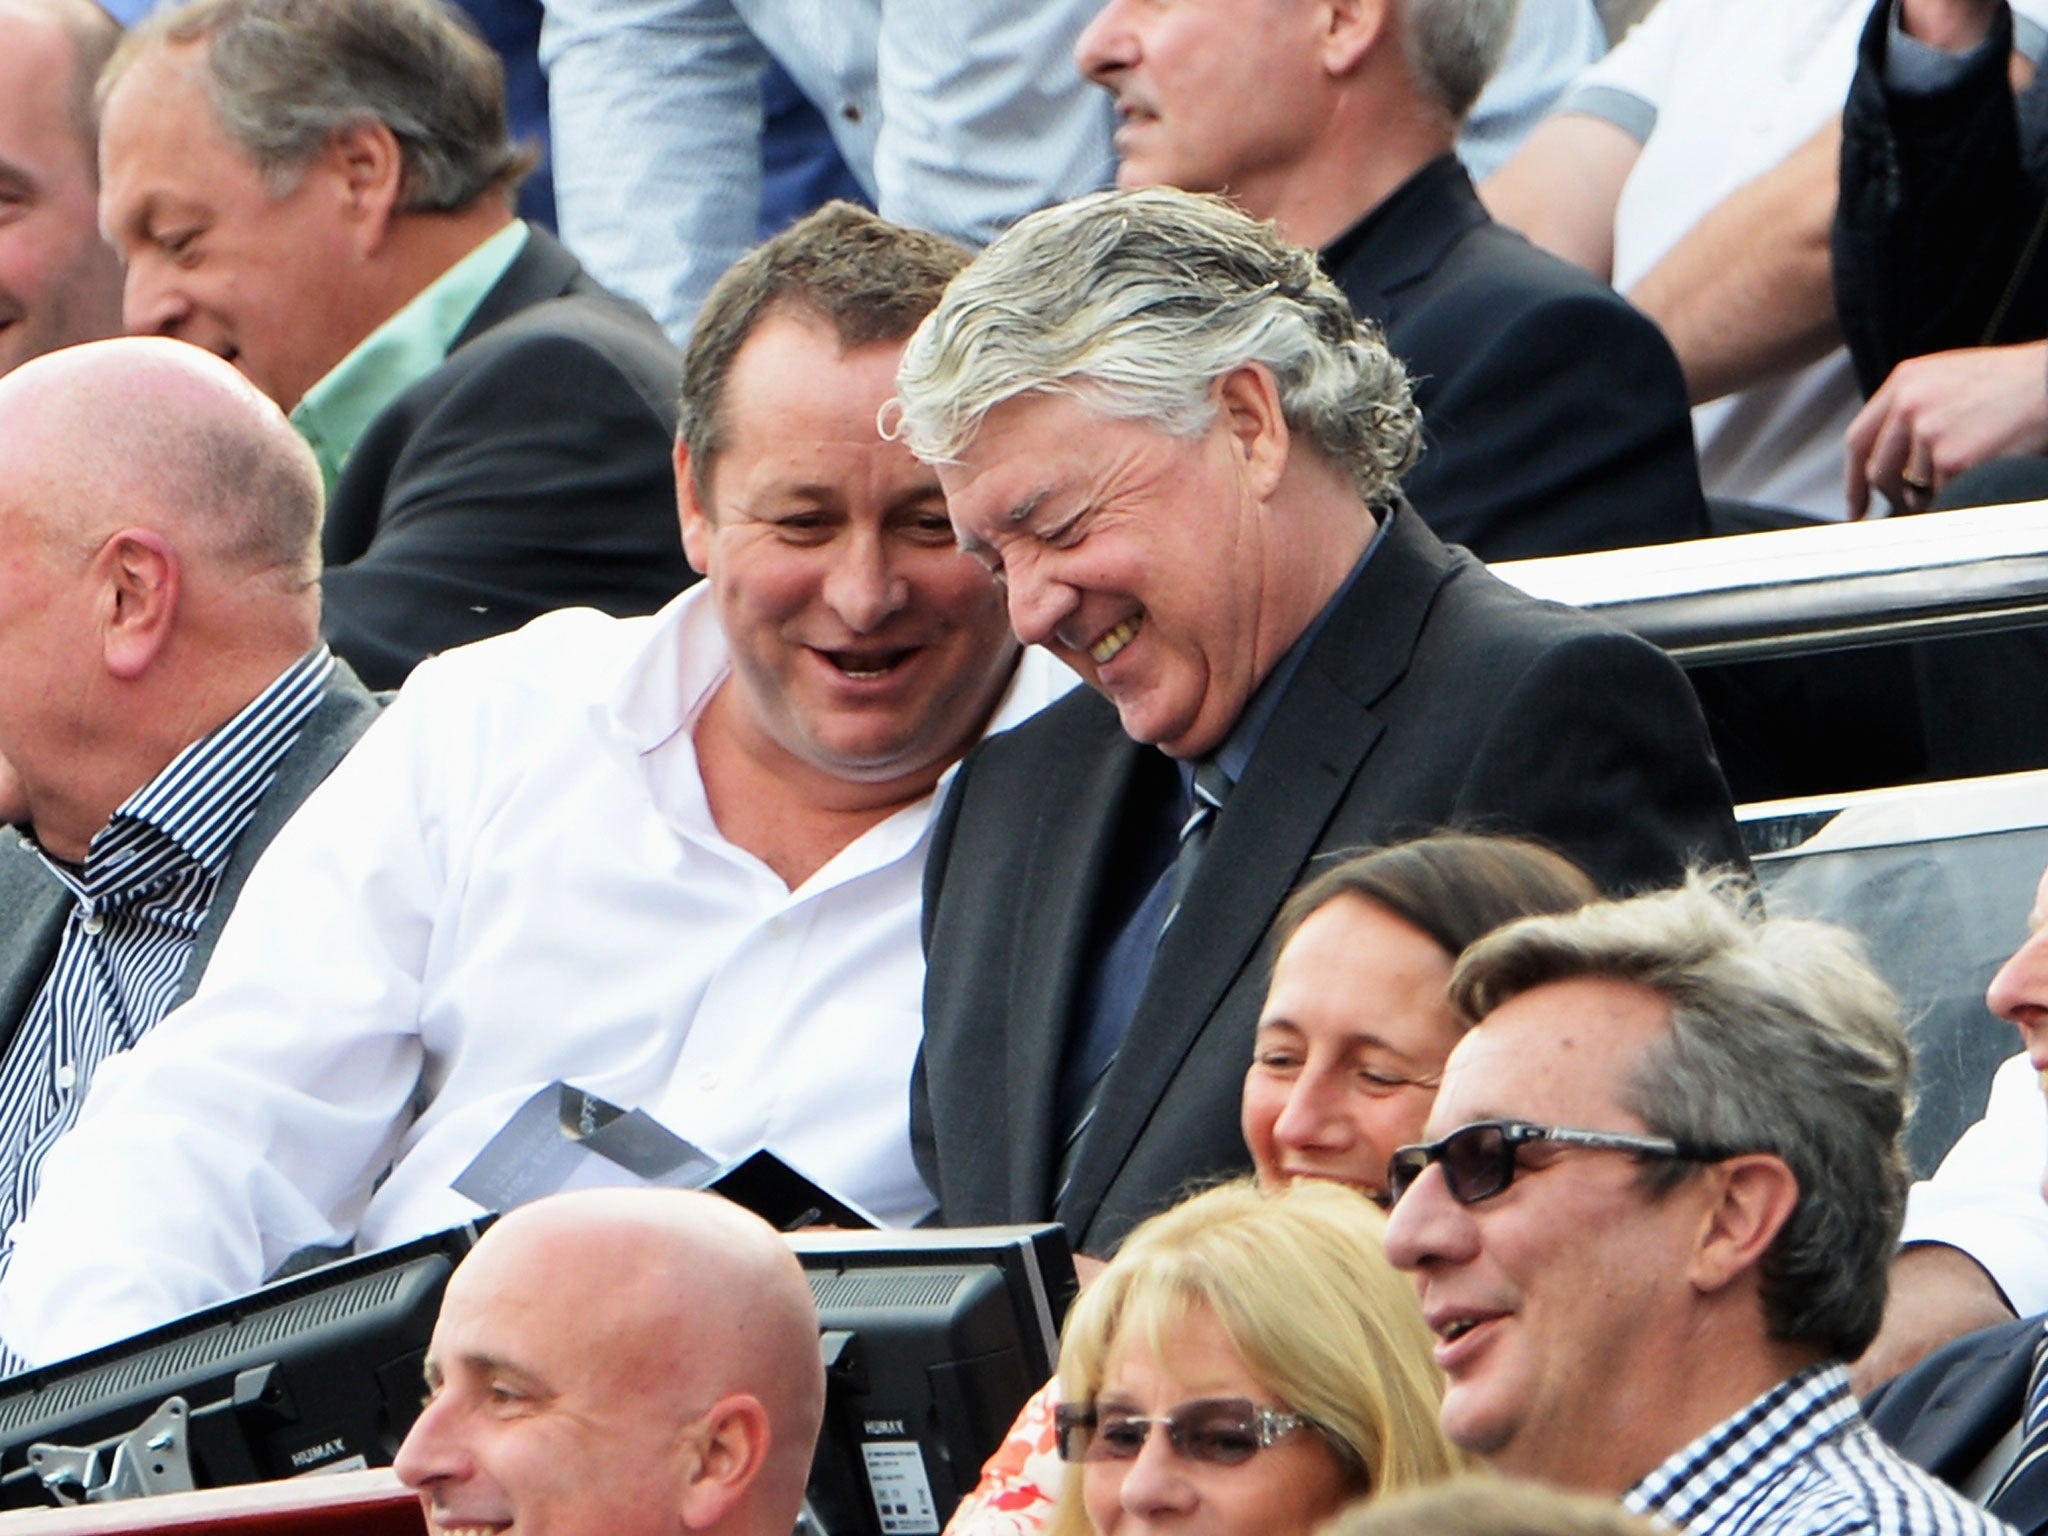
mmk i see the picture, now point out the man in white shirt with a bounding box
[0,202,1069,1369]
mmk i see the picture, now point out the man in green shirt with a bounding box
[97,0,696,688]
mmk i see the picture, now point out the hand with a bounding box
[1844,342,2048,516]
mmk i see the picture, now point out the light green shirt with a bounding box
[290,221,529,498]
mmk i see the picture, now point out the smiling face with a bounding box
[682,311,1018,802]
[938,382,1342,761]
[1380,975,1714,1488]
[0,5,123,378]
[1074,0,1330,222]
[1243,896,1462,1204]
[394,1226,701,1536]
[1080,1303,1354,1536]
[1987,862,2048,1201]
[98,42,375,413]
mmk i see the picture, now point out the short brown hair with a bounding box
[678,201,971,506]
[1274,834,1599,967]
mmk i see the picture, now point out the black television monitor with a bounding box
[791,1225,1076,1536]
[0,1221,489,1509]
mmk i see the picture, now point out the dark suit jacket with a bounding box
[321,227,695,690]
[914,503,1745,1254]
[1325,156,1708,562]
[0,663,381,1054]
[1866,1314,2048,1536]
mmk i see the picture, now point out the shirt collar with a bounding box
[1625,1364,1858,1534]
[45,647,336,901]
[1201,512,1389,790]
[291,221,529,496]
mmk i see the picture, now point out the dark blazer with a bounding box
[1835,0,2048,397]
[914,503,1745,1254]
[320,227,695,690]
[1866,1314,2048,1536]
[0,663,381,1054]
[1325,156,1708,562]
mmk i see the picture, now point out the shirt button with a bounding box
[80,913,104,936]
[840,102,862,123]
[697,1069,719,1091]
[54,1064,75,1091]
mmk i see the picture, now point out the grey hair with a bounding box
[102,0,533,211]
[893,187,1420,508]
[1449,871,1912,1363]
[1400,0,1521,123]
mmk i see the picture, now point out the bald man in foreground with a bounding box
[0,337,377,1274]
[395,1190,824,1536]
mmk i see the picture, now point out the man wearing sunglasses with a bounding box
[1384,875,2014,1536]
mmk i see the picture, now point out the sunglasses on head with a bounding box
[1054,1397,1316,1466]
[1386,1118,1742,1207]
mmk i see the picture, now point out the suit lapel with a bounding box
[1058,506,1455,1232]
[0,836,69,1058]
[1010,711,1154,1214]
[451,226,583,352]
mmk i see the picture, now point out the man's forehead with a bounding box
[1427,977,1668,1131]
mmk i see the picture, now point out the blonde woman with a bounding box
[1044,1179,1463,1536]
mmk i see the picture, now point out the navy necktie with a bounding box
[1988,1323,2048,1523]
[1056,760,1231,1205]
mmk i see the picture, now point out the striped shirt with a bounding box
[1627,1365,2020,1536]
[0,648,334,1253]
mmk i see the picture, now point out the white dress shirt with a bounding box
[0,587,1071,1367]
[1900,1051,2048,1317]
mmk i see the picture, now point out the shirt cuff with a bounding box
[1550,82,1657,143]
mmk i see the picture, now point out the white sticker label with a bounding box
[860,1440,940,1535]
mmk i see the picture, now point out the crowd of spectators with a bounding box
[2,2,2048,1536]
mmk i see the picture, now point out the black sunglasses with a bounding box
[1386,1118,1742,1207]
[1054,1397,1315,1466]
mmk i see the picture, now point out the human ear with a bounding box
[324,118,406,253]
[1688,1153,1800,1296]
[675,441,714,576]
[1214,363,1291,505]
[98,529,179,680]
[1320,0,1389,75]
[677,1395,771,1531]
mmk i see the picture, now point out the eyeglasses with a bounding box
[1386,1118,1740,1207]
[1054,1397,1316,1466]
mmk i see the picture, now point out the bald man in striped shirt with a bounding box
[0,337,378,1260]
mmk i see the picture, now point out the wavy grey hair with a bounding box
[1449,871,1912,1362]
[893,187,1420,509]
[103,0,533,211]
[1403,0,1521,123]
